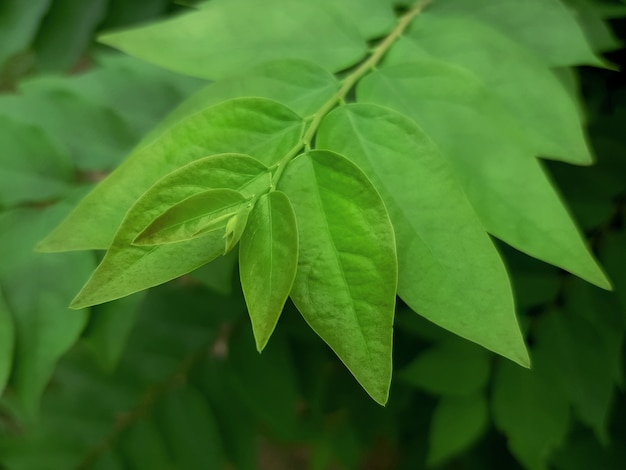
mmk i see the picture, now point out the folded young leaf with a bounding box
[318,104,529,366]
[387,15,593,165]
[71,154,272,308]
[359,61,611,290]
[239,191,298,352]
[279,150,397,405]
[38,97,303,252]
[99,0,368,80]
[134,189,247,246]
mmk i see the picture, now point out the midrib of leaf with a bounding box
[271,0,431,184]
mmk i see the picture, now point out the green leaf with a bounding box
[83,292,145,371]
[0,288,15,394]
[70,154,271,308]
[0,115,73,208]
[0,205,96,415]
[239,191,298,351]
[99,0,367,79]
[492,359,571,470]
[223,205,251,254]
[318,104,528,365]
[388,15,593,165]
[0,0,51,65]
[320,0,395,38]
[427,393,489,467]
[358,61,610,290]
[38,97,303,252]
[133,189,247,246]
[279,150,397,405]
[120,419,175,469]
[151,59,339,139]
[399,338,491,396]
[427,0,603,67]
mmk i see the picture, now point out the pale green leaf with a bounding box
[70,154,271,308]
[399,338,491,396]
[279,150,397,405]
[99,0,367,79]
[492,359,571,470]
[358,61,610,290]
[38,97,303,252]
[427,0,602,66]
[318,104,528,365]
[134,189,247,246]
[0,205,96,415]
[239,191,298,351]
[388,15,592,164]
[0,288,15,394]
[320,0,396,38]
[223,206,251,254]
[150,59,339,139]
[428,393,489,466]
[0,115,73,207]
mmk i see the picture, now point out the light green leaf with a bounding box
[0,288,15,395]
[427,0,603,66]
[0,115,73,208]
[318,104,528,365]
[388,15,592,164]
[223,206,251,254]
[320,0,395,38]
[492,359,571,470]
[38,97,303,252]
[0,205,96,415]
[70,154,271,308]
[428,393,489,467]
[358,61,610,290]
[399,338,491,396]
[150,59,339,139]
[239,191,298,351]
[83,292,145,371]
[279,150,397,405]
[99,0,367,79]
[134,189,247,246]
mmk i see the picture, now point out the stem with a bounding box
[272,0,430,184]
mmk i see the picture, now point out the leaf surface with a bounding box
[99,0,367,79]
[279,150,397,404]
[318,104,528,365]
[239,191,298,351]
[0,288,14,394]
[359,61,610,290]
[70,154,271,308]
[428,393,489,466]
[134,189,247,246]
[38,98,303,252]
[0,0,51,64]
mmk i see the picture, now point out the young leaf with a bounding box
[239,191,298,351]
[279,150,397,405]
[223,206,251,254]
[70,154,271,308]
[359,61,611,290]
[428,393,489,467]
[99,0,368,79]
[37,97,303,252]
[134,189,247,246]
[317,104,528,366]
[0,288,14,395]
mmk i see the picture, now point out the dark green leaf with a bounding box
[239,191,298,351]
[0,288,14,394]
[279,150,397,404]
[0,0,51,65]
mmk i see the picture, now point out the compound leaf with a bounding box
[318,104,528,365]
[279,150,397,405]
[239,191,298,352]
[38,97,303,252]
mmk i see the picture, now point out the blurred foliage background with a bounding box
[0,0,625,469]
